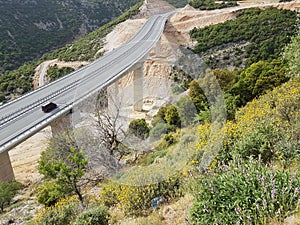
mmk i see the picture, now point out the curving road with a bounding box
[0,10,175,153]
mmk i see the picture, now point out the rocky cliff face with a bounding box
[135,0,176,18]
[104,0,300,112]
[103,0,178,110]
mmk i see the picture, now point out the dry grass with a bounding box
[269,209,300,225]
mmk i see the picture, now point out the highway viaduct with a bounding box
[0,10,175,182]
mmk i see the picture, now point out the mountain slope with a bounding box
[0,0,140,73]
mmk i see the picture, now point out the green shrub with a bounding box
[74,206,110,225]
[229,60,288,107]
[212,68,236,92]
[165,105,181,127]
[47,65,75,82]
[36,181,70,207]
[190,8,297,67]
[0,181,22,212]
[145,150,168,165]
[284,23,300,78]
[176,95,198,127]
[160,133,178,149]
[151,104,181,128]
[38,147,88,205]
[189,0,238,10]
[189,80,208,112]
[35,196,80,225]
[190,160,300,224]
[149,123,169,140]
[0,93,5,103]
[224,93,238,120]
[128,118,150,140]
[232,124,282,163]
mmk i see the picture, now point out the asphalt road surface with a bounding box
[0,10,175,153]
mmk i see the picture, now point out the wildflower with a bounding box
[275,208,281,217]
[247,215,252,223]
[256,204,260,211]
[261,175,266,187]
[256,174,261,182]
[204,205,211,213]
[235,207,241,215]
[271,189,277,201]
[294,187,300,197]
[269,171,275,187]
[263,198,267,209]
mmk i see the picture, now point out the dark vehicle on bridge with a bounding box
[41,102,57,112]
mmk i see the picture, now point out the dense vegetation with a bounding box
[44,0,144,62]
[0,181,22,212]
[0,62,37,103]
[164,0,188,7]
[38,147,88,206]
[227,59,289,108]
[0,0,140,74]
[47,65,75,82]
[170,58,289,122]
[190,160,300,224]
[32,77,300,224]
[190,8,298,68]
[284,23,300,78]
[185,14,300,224]
[190,76,300,224]
[189,0,238,10]
[0,0,143,104]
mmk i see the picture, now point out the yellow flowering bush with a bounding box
[197,79,300,167]
[35,196,80,225]
[99,173,182,216]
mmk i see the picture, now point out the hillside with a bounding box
[1,0,300,224]
[0,0,145,103]
[0,0,141,73]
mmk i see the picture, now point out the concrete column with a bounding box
[133,63,144,111]
[98,88,108,109]
[50,113,72,136]
[0,151,15,182]
[107,82,120,114]
[155,37,161,57]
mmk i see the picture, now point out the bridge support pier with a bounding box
[133,63,144,112]
[155,37,161,57]
[0,151,15,182]
[107,83,120,114]
[50,113,72,136]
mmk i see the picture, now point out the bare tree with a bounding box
[94,91,128,161]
